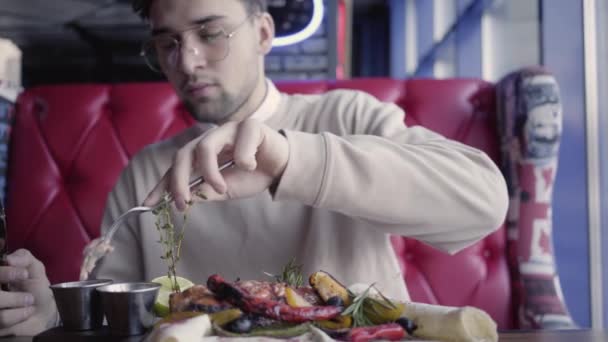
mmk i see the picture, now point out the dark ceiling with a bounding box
[1,0,171,85]
[0,0,390,85]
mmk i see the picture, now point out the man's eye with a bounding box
[198,30,224,43]
[155,38,176,51]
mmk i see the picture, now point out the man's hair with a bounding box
[132,0,267,20]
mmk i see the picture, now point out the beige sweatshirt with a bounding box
[94,82,509,302]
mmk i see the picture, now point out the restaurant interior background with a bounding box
[0,0,606,331]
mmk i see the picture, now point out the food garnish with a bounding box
[153,199,192,293]
[151,275,194,317]
[265,258,305,287]
[309,271,402,328]
[341,284,404,327]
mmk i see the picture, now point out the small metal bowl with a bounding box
[96,282,161,336]
[50,279,113,331]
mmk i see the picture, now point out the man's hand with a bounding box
[144,119,290,211]
[0,249,57,336]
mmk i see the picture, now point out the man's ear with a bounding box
[257,13,275,55]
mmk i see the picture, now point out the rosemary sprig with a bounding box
[153,199,192,293]
[341,284,399,327]
[264,258,304,287]
[342,285,375,327]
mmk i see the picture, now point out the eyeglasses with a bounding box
[140,16,252,73]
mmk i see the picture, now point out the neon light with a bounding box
[272,0,325,47]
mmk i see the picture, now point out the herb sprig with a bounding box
[154,200,192,293]
[341,284,399,327]
[265,258,304,287]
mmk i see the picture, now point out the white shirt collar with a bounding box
[249,79,281,123]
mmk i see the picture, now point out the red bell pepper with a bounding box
[348,323,407,342]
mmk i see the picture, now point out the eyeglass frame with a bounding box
[140,15,256,73]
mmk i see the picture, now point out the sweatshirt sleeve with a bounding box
[273,91,509,254]
[92,159,145,281]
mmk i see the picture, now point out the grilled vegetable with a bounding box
[315,315,353,330]
[395,316,418,335]
[364,299,405,325]
[342,284,405,327]
[326,296,345,308]
[225,316,253,334]
[209,308,243,326]
[285,287,313,307]
[309,271,351,306]
[347,323,407,342]
[207,274,342,323]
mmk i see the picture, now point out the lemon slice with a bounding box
[150,276,195,317]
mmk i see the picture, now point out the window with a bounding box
[481,0,540,82]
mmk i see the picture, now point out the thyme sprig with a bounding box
[154,199,192,293]
[264,258,304,287]
[342,284,399,327]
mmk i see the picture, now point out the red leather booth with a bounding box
[8,78,513,328]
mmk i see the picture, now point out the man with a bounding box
[0,0,508,336]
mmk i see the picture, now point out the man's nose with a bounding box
[177,37,208,73]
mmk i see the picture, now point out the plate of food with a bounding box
[145,261,498,342]
[78,202,498,342]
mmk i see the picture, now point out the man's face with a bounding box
[149,0,262,123]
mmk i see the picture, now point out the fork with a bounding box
[103,160,235,244]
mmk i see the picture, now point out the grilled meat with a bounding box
[169,285,233,313]
[169,279,324,316]
[208,274,343,322]
[238,280,286,301]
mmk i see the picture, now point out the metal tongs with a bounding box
[103,160,235,244]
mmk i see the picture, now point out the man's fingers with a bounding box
[146,122,255,210]
[4,250,45,280]
[0,291,34,310]
[0,267,28,284]
[233,120,263,171]
[191,182,229,202]
[143,171,171,207]
[194,125,240,195]
[194,141,225,196]
[170,147,196,210]
[0,307,35,333]
[4,250,32,269]
[0,291,35,331]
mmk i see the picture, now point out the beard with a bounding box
[183,90,239,124]
[182,71,260,124]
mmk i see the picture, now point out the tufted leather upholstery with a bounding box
[8,78,513,328]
